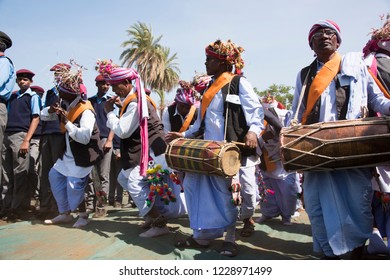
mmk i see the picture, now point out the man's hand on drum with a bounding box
[165,131,183,143]
[244,131,258,149]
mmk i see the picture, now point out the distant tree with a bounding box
[254,84,294,109]
[120,22,163,87]
[120,22,180,109]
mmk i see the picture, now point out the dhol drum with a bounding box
[165,138,241,177]
[280,117,390,172]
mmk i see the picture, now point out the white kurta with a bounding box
[291,52,390,256]
[183,76,263,239]
[106,90,187,218]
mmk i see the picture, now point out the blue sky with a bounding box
[1,0,389,103]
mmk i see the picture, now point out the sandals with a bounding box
[240,218,255,237]
[175,235,209,249]
[219,241,238,257]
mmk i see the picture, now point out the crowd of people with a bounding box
[0,14,389,259]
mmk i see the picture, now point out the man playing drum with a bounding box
[166,39,264,256]
[291,20,390,259]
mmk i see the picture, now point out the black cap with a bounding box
[0,31,12,49]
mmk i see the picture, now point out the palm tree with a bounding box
[120,21,164,88]
[120,22,180,110]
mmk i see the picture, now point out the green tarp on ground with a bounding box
[0,207,316,260]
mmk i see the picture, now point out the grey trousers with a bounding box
[87,138,113,208]
[1,131,30,213]
[0,103,7,207]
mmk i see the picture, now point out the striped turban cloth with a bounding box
[175,80,199,106]
[308,20,342,46]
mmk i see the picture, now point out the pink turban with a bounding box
[101,67,139,85]
[308,20,342,46]
[96,59,149,176]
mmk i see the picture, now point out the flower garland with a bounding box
[145,161,180,207]
[256,169,275,203]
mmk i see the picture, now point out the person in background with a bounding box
[0,31,15,217]
[291,19,390,259]
[36,63,70,220]
[87,74,115,218]
[42,63,103,228]
[161,80,199,134]
[256,95,300,226]
[1,69,41,222]
[166,39,263,256]
[28,85,45,212]
[363,14,390,256]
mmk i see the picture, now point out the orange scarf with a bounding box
[302,53,341,124]
[120,93,157,117]
[60,101,95,133]
[367,68,390,100]
[201,72,235,120]
[178,105,196,133]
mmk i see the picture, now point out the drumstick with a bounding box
[231,141,246,146]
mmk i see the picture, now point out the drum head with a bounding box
[220,147,241,177]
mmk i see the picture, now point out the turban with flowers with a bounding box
[205,39,245,74]
[54,60,87,100]
[308,20,342,46]
[96,59,150,176]
[363,14,390,57]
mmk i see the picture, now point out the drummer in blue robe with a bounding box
[166,39,264,257]
[291,20,390,259]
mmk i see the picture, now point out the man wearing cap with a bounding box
[97,60,186,238]
[166,39,264,256]
[161,80,199,134]
[36,63,70,220]
[28,85,45,212]
[291,20,390,259]
[0,31,15,214]
[87,75,116,217]
[1,69,41,221]
[42,63,103,228]
[362,15,390,256]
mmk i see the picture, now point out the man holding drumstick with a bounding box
[166,39,263,256]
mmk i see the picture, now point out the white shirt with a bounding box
[41,97,95,177]
[106,89,139,139]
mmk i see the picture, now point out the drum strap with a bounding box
[301,53,342,124]
[291,69,310,126]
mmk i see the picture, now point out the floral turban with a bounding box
[54,60,87,99]
[363,14,390,57]
[205,39,245,74]
[308,20,342,46]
